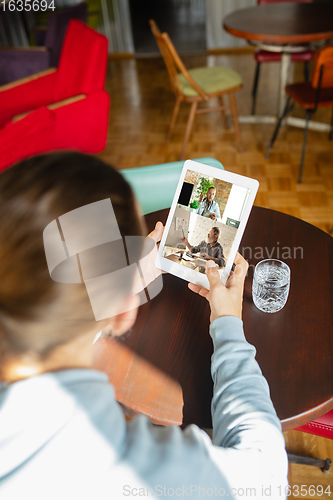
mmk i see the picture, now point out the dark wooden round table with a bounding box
[223,3,333,45]
[224,3,333,118]
[93,206,333,431]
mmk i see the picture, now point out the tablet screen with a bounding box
[156,160,259,288]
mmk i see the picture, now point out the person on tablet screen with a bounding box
[197,186,221,220]
[0,152,287,499]
[181,227,225,268]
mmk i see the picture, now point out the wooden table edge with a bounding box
[281,398,333,432]
[223,23,333,45]
[148,207,333,431]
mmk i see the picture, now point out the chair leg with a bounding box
[298,109,311,183]
[265,96,291,158]
[229,92,244,152]
[329,107,333,141]
[218,96,228,129]
[251,62,261,115]
[180,101,197,160]
[288,453,331,474]
[303,61,310,82]
[167,98,181,140]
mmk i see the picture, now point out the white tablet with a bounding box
[155,160,259,288]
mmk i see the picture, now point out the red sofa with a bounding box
[0,20,109,171]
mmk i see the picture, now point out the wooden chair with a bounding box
[149,20,243,160]
[251,0,314,115]
[266,45,333,183]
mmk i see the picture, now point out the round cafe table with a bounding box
[223,2,333,131]
[93,206,333,431]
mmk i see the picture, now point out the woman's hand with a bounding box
[200,253,211,260]
[188,253,248,321]
[132,221,164,294]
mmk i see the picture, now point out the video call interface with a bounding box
[162,169,250,277]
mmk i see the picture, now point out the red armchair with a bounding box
[0,2,88,86]
[0,20,109,171]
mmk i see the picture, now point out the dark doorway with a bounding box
[129,0,206,55]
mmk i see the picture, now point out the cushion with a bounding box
[296,409,333,439]
[54,20,108,102]
[0,107,55,172]
[291,50,314,63]
[286,82,333,108]
[255,50,282,63]
[178,67,242,97]
[255,49,313,64]
[0,49,51,86]
[120,158,224,215]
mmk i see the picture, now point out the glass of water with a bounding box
[252,259,291,313]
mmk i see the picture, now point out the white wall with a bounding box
[221,186,250,225]
[206,0,257,50]
[99,0,134,53]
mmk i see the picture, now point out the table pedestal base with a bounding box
[238,115,331,133]
[238,115,276,125]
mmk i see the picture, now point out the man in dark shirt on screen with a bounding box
[181,227,225,268]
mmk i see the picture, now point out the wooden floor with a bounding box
[98,52,333,234]
[285,430,333,499]
[97,52,333,493]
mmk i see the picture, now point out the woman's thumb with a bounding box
[206,260,221,285]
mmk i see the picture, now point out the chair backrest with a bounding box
[120,158,224,215]
[258,0,313,4]
[45,2,88,67]
[312,45,333,89]
[53,20,108,102]
[149,19,207,100]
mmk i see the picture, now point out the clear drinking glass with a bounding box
[252,259,291,313]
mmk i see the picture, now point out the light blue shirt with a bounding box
[197,198,221,219]
[0,317,288,499]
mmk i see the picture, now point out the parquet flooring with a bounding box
[97,52,333,490]
[98,53,333,233]
[285,431,333,499]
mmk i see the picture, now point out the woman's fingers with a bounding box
[188,282,209,299]
[226,253,248,289]
[148,221,164,244]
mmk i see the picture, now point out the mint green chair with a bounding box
[149,19,243,160]
[120,157,224,215]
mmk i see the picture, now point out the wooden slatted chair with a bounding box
[251,0,314,115]
[149,20,244,160]
[266,45,333,183]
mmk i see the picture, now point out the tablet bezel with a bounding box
[155,160,259,288]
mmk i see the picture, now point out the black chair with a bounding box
[266,45,333,183]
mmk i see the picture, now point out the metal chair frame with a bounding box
[266,48,333,183]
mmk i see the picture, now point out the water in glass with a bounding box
[252,260,290,313]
